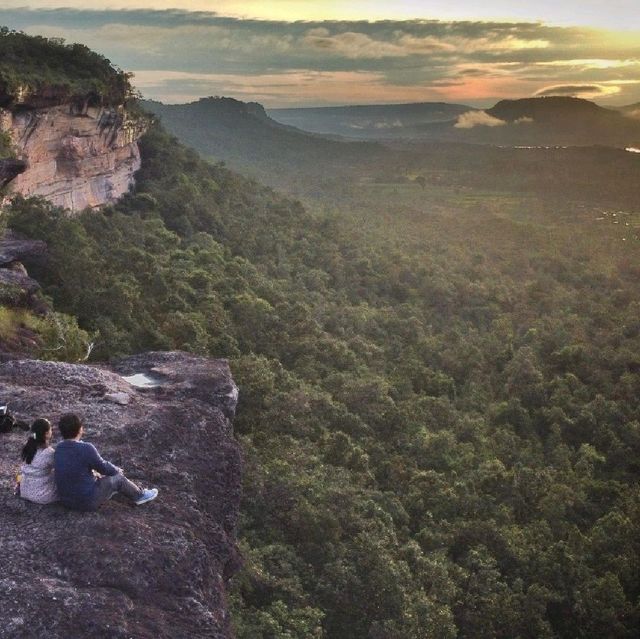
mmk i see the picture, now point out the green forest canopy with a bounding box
[0,27,132,104]
[5,120,640,638]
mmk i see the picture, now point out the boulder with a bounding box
[0,268,41,305]
[0,235,48,267]
[0,351,242,639]
[0,158,27,190]
[0,235,49,318]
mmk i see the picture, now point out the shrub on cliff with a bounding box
[0,305,90,360]
[0,27,132,106]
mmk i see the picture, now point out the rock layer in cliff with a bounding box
[0,103,145,211]
[0,351,242,639]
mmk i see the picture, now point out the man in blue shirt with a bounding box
[54,413,158,511]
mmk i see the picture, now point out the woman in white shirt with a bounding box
[20,418,58,504]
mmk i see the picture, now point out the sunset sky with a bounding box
[1,1,639,107]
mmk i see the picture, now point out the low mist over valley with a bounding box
[143,94,640,208]
[269,96,640,147]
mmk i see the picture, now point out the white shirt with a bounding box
[20,447,58,504]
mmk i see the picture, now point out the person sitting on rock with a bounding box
[54,413,158,511]
[19,418,59,504]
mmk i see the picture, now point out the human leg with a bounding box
[91,472,143,509]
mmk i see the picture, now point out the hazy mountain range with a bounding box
[147,96,640,154]
[271,97,640,146]
[142,97,383,184]
[143,95,640,206]
[268,102,472,139]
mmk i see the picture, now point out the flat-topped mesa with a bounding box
[0,351,242,639]
[0,93,147,212]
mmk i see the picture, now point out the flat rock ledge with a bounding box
[0,351,242,639]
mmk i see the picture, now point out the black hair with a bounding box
[20,418,51,464]
[58,413,82,439]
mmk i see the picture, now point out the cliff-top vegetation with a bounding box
[0,27,132,107]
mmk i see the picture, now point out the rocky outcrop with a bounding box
[0,84,77,111]
[0,234,47,266]
[0,267,41,306]
[0,158,27,190]
[0,102,145,211]
[0,233,48,312]
[0,351,242,638]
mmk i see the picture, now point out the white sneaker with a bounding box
[134,488,158,505]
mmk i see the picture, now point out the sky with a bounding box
[1,1,639,107]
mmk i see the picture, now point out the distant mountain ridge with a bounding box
[615,102,640,118]
[268,96,640,146]
[142,95,640,197]
[269,101,472,139]
[263,96,640,146]
[476,96,640,146]
[142,96,383,187]
[487,96,613,122]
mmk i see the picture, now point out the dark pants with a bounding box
[88,472,143,510]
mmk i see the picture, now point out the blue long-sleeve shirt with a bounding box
[54,440,119,510]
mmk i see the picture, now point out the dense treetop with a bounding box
[0,27,132,106]
[4,117,640,638]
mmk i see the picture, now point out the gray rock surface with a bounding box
[0,351,242,639]
[0,235,47,267]
[0,235,48,318]
[0,268,41,303]
[0,158,27,190]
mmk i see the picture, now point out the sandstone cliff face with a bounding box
[0,103,144,211]
[0,351,242,638]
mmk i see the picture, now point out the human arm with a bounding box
[85,443,120,476]
[43,447,56,473]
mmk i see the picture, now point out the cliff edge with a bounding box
[0,351,242,639]
[0,101,145,211]
[0,28,146,211]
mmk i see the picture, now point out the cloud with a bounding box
[0,8,639,105]
[455,111,507,128]
[299,27,551,60]
[374,119,404,129]
[540,58,638,69]
[1,1,639,31]
[131,69,456,107]
[534,83,622,98]
[514,116,534,124]
[302,30,408,59]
